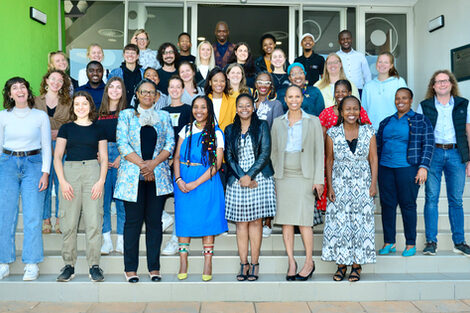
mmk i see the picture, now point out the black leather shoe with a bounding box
[295,263,315,281]
[285,261,297,281]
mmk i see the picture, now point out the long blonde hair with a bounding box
[226,63,250,95]
[316,53,347,89]
[196,41,215,70]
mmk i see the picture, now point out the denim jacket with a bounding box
[377,110,434,169]
[114,108,175,202]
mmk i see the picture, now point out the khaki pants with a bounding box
[59,160,103,267]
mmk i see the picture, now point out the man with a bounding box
[336,30,371,95]
[417,70,470,256]
[212,21,235,68]
[108,44,144,105]
[277,63,325,117]
[156,43,179,95]
[76,61,105,109]
[177,32,195,64]
[294,33,325,86]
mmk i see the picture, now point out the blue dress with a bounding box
[174,126,228,237]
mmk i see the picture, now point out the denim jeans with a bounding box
[424,148,466,244]
[0,153,46,264]
[378,165,420,245]
[43,140,60,219]
[103,142,125,235]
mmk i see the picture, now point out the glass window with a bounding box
[301,10,341,55]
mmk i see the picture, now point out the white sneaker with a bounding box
[101,232,113,255]
[115,235,124,254]
[161,239,179,255]
[162,211,174,232]
[0,264,9,280]
[263,225,272,238]
[23,264,39,281]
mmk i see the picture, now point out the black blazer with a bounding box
[224,120,274,186]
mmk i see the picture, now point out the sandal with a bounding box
[202,244,214,281]
[236,263,250,281]
[348,265,362,282]
[42,222,52,234]
[247,263,259,281]
[333,265,347,281]
[177,243,189,280]
[54,220,61,234]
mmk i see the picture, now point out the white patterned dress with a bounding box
[225,134,277,222]
[321,124,376,265]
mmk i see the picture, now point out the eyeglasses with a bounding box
[139,90,156,96]
[327,61,340,65]
[255,80,272,86]
[136,37,148,42]
[163,50,175,55]
[434,79,450,85]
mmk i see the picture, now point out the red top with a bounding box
[319,106,371,130]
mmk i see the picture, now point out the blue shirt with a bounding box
[76,81,106,109]
[216,42,230,59]
[380,110,414,168]
[281,111,303,152]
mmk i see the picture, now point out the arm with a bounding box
[315,89,325,116]
[39,113,52,191]
[362,55,372,84]
[91,140,108,200]
[466,123,470,177]
[54,138,74,200]
[174,136,189,193]
[312,119,325,196]
[326,134,335,202]
[368,134,378,197]
[224,126,247,181]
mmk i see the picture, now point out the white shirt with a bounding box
[178,121,224,149]
[0,107,52,173]
[198,65,209,79]
[212,98,223,122]
[336,48,372,89]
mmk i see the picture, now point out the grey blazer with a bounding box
[271,111,324,184]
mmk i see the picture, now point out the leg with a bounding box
[378,165,399,249]
[247,218,263,281]
[143,182,164,273]
[297,225,314,276]
[236,222,250,281]
[123,182,145,274]
[178,237,191,278]
[395,166,420,247]
[424,148,444,243]
[202,235,214,280]
[281,225,296,276]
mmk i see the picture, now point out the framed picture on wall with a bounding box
[451,44,470,82]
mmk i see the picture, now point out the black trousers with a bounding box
[123,181,165,272]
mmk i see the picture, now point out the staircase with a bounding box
[1,180,470,302]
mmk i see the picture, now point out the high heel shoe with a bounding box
[202,244,213,282]
[149,273,162,282]
[177,242,189,280]
[286,261,297,281]
[124,272,139,283]
[236,263,250,281]
[295,262,315,281]
[247,263,259,281]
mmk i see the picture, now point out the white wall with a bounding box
[413,0,470,104]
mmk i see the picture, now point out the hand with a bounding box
[239,175,251,187]
[249,180,258,189]
[38,173,49,192]
[51,130,58,141]
[91,181,104,200]
[327,187,336,202]
[111,156,121,169]
[186,181,198,191]
[97,152,101,163]
[140,160,155,176]
[415,168,428,184]
[466,162,470,177]
[177,180,189,193]
[369,184,377,197]
[313,184,324,199]
[130,35,137,45]
[144,172,155,181]
[60,181,74,201]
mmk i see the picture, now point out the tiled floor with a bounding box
[1,300,470,313]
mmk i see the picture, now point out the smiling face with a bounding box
[178,34,191,53]
[137,82,156,109]
[262,38,275,56]
[88,46,104,62]
[326,55,341,76]
[395,89,412,115]
[289,66,306,87]
[376,54,393,76]
[271,50,286,68]
[285,86,303,112]
[301,36,315,51]
[46,72,64,93]
[227,66,243,86]
[179,64,195,83]
[107,80,123,102]
[192,97,209,124]
[235,44,249,64]
[73,96,91,120]
[215,22,229,43]
[334,83,352,105]
[210,72,226,95]
[124,49,138,64]
[236,96,254,121]
[340,98,360,125]
[433,73,452,97]
[338,32,352,51]
[168,79,184,100]
[199,43,212,61]
[162,46,176,66]
[144,68,160,85]
[135,33,149,50]
[86,63,104,84]
[255,73,272,96]
[51,54,68,71]
[9,82,29,106]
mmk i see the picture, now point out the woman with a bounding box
[255,34,276,73]
[377,88,434,257]
[78,44,108,86]
[129,67,168,110]
[227,42,256,88]
[322,95,377,282]
[204,67,236,132]
[54,91,108,282]
[270,48,290,92]
[317,80,371,212]
[361,52,407,130]
[271,85,324,281]
[97,77,127,255]
[0,77,51,281]
[174,95,228,281]
[131,29,160,70]
[48,51,78,90]
[35,70,72,234]
[195,41,216,86]
[253,72,283,128]
[178,61,204,105]
[114,79,174,283]
[226,63,250,99]
[225,94,276,281]
[314,53,360,108]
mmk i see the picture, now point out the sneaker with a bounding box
[101,232,113,255]
[453,242,470,257]
[115,235,124,254]
[423,241,437,255]
[23,264,39,281]
[89,265,104,282]
[263,225,272,238]
[0,264,9,280]
[162,211,174,232]
[162,239,179,255]
[57,265,75,282]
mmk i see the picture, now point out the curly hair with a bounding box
[425,69,461,99]
[39,69,71,106]
[157,42,180,66]
[2,77,35,111]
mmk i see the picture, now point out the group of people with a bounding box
[0,21,469,285]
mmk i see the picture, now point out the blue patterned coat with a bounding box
[114,108,175,202]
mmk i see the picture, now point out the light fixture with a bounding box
[240,0,247,3]
[30,7,47,25]
[197,37,206,41]
[428,15,444,33]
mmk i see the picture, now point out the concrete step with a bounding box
[0,272,469,302]
[7,251,470,275]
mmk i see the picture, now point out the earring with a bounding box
[45,85,49,91]
[10,97,13,102]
